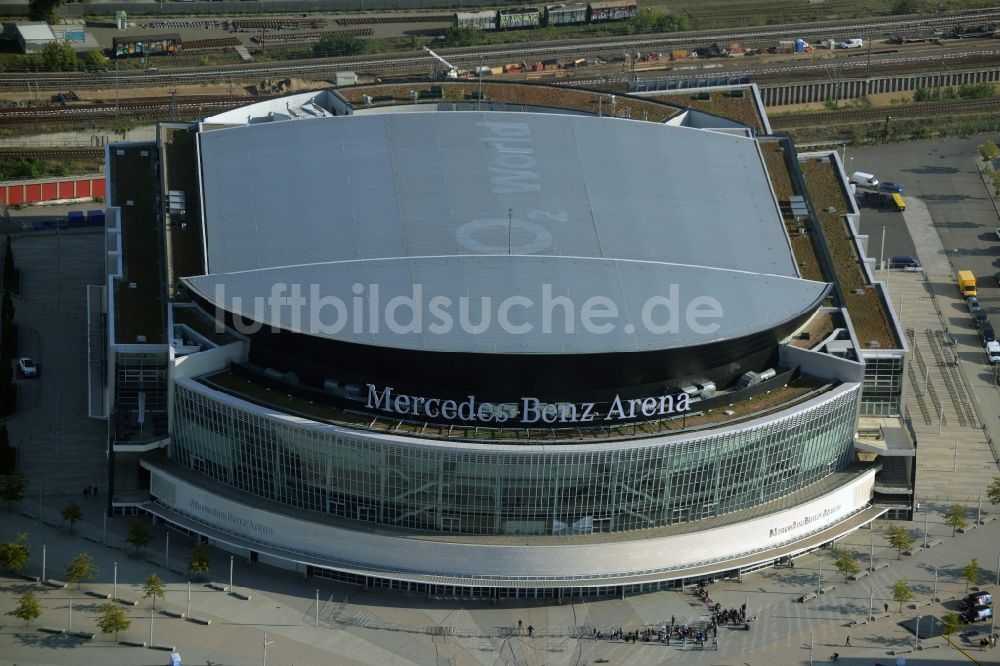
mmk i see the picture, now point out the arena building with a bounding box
[95,81,910,598]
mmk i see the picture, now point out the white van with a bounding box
[841,38,864,49]
[850,171,879,187]
[987,340,1000,364]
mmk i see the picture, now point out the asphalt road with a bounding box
[849,135,1000,314]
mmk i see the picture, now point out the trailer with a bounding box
[498,7,541,30]
[544,3,588,26]
[453,10,497,30]
[588,0,637,23]
[112,33,180,58]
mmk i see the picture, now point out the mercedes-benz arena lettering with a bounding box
[104,83,897,599]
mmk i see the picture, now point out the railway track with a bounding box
[3,6,1000,91]
[770,96,1000,127]
[0,148,103,160]
[0,95,270,124]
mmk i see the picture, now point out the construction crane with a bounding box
[423,46,461,79]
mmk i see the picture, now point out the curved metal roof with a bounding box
[184,255,828,353]
[192,109,823,354]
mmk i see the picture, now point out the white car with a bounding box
[841,38,864,49]
[16,357,37,378]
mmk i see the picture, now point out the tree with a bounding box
[79,49,106,72]
[6,590,41,625]
[96,602,130,641]
[143,572,166,610]
[941,612,960,637]
[313,34,371,56]
[891,578,913,612]
[125,518,153,554]
[0,532,30,574]
[40,42,77,72]
[885,523,914,559]
[944,503,967,536]
[0,474,26,510]
[28,0,61,23]
[187,542,211,578]
[60,501,82,533]
[832,548,861,580]
[988,477,1000,505]
[111,119,136,141]
[64,552,98,589]
[962,558,979,593]
[979,140,999,163]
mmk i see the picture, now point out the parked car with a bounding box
[879,182,904,194]
[961,592,993,609]
[995,271,1000,286]
[841,37,864,48]
[16,357,37,378]
[973,309,989,328]
[995,228,1000,241]
[889,255,920,269]
[981,321,996,344]
[961,605,993,623]
[967,296,981,313]
[987,340,1000,364]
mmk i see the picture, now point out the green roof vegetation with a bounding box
[339,81,682,122]
[112,145,166,345]
[800,158,899,350]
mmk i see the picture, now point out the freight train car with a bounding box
[112,33,181,58]
[588,0,637,22]
[544,3,588,25]
[498,7,541,29]
[453,10,498,30]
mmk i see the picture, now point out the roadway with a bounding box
[849,136,1000,324]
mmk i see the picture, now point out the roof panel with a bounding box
[184,256,828,354]
[199,111,795,276]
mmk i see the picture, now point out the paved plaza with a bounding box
[1,138,1000,665]
[0,499,998,665]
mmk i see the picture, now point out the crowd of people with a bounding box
[593,618,719,649]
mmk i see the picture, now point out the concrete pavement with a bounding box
[1,494,999,665]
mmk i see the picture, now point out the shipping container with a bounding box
[544,3,588,26]
[453,10,497,30]
[498,7,541,30]
[588,0,637,23]
[112,33,181,58]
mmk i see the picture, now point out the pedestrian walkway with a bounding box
[898,194,1000,502]
[2,495,999,665]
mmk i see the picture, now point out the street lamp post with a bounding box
[41,545,46,582]
[869,586,874,620]
[315,589,320,627]
[229,555,234,592]
[923,508,929,549]
[187,581,191,618]
[113,561,118,601]
[165,532,170,569]
[933,566,938,602]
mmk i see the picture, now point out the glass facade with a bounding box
[171,381,860,537]
[114,350,169,442]
[859,353,904,417]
